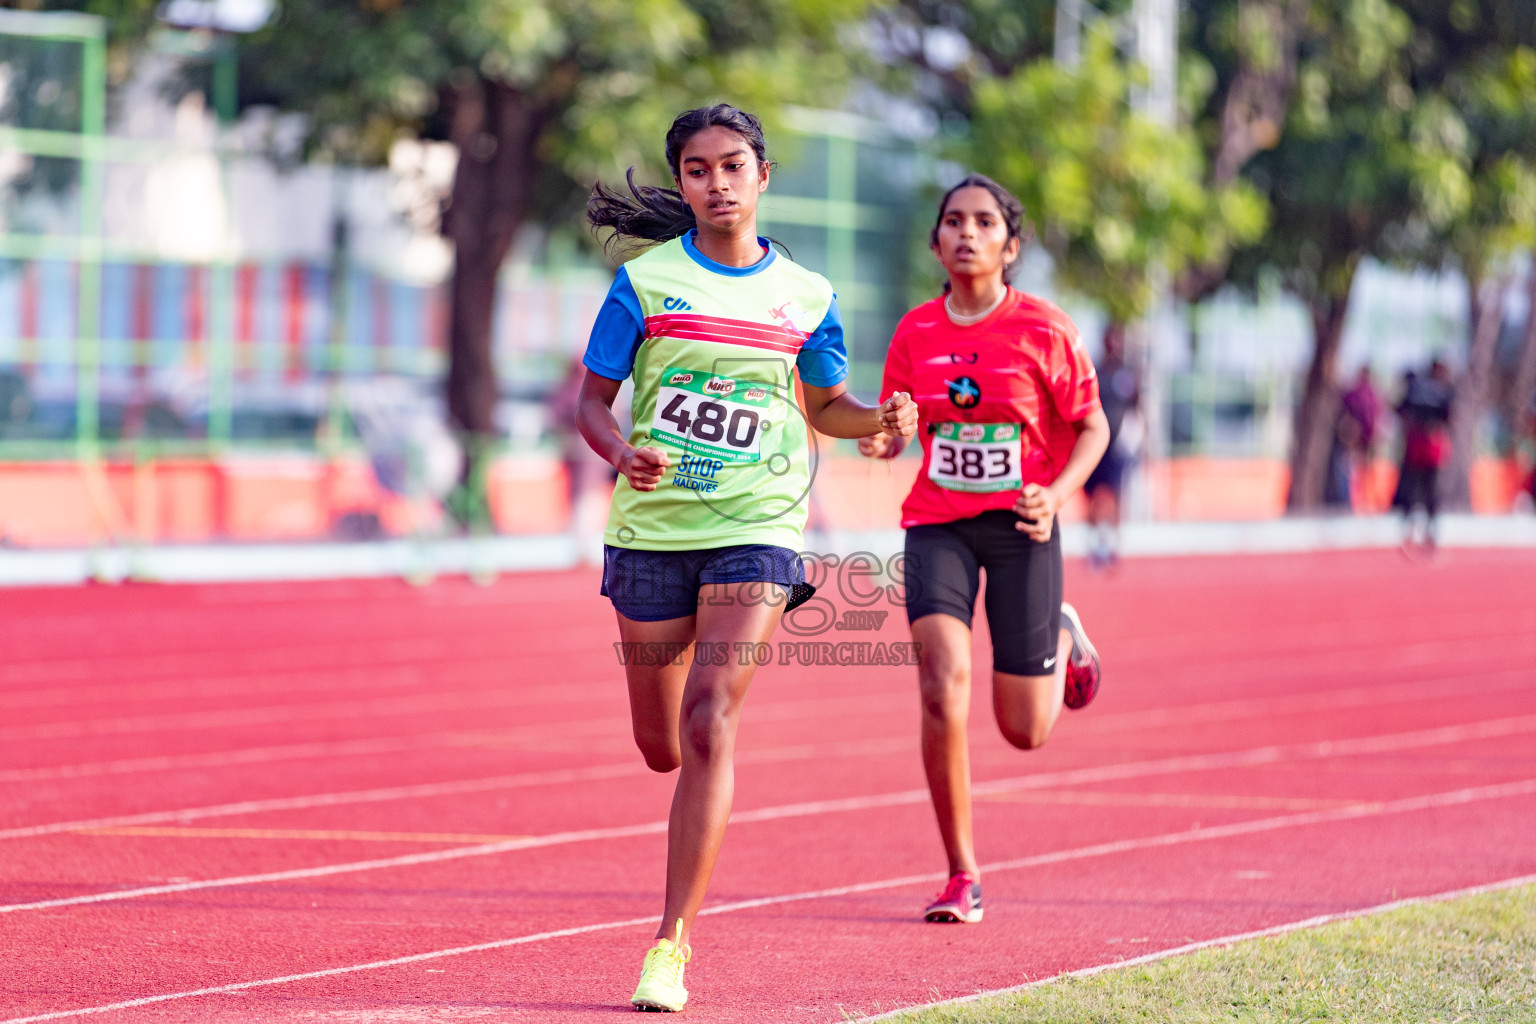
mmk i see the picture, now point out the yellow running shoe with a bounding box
[631,919,690,1012]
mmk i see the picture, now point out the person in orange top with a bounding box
[860,174,1111,924]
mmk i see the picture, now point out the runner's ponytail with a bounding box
[587,168,697,253]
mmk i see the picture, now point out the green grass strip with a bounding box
[871,882,1536,1023]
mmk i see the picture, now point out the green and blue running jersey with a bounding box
[583,232,849,551]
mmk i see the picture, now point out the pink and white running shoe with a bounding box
[1061,602,1101,710]
[924,872,983,923]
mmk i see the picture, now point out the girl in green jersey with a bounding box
[575,104,917,1012]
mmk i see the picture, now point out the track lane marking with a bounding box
[3,782,1533,1023]
[74,827,536,844]
[0,687,618,743]
[972,791,1356,811]
[7,633,1528,735]
[0,736,914,842]
[3,666,1528,786]
[855,870,1536,1021]
[2,717,1534,913]
[0,684,908,748]
[0,734,501,785]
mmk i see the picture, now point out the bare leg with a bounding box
[1087,486,1121,566]
[912,613,980,879]
[656,582,784,947]
[991,628,1073,750]
[616,612,696,773]
[914,610,1076,882]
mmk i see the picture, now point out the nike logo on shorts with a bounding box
[1043,656,1056,668]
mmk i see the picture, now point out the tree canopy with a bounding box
[1192,0,1536,508]
[216,0,876,516]
[969,28,1266,326]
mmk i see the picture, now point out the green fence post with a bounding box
[207,39,238,449]
[827,133,858,365]
[75,20,105,463]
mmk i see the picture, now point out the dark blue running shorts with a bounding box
[600,544,806,622]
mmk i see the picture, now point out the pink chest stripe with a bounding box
[645,313,806,355]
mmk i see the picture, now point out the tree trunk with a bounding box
[1504,251,1536,446]
[1175,0,1311,303]
[1444,273,1511,511]
[1287,283,1353,512]
[1211,0,1311,187]
[441,75,546,515]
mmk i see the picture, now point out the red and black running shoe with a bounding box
[1061,602,1101,710]
[924,872,983,923]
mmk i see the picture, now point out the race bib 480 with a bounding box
[928,422,1023,492]
[650,368,773,463]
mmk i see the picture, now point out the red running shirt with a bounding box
[880,289,1102,529]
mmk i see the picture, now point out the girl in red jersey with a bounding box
[859,175,1110,923]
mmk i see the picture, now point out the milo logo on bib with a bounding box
[651,366,774,463]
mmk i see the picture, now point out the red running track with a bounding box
[1,549,1533,1022]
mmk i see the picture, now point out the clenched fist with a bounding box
[878,392,918,438]
[618,445,670,491]
[1013,482,1061,543]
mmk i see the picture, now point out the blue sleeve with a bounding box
[796,295,849,387]
[582,267,645,381]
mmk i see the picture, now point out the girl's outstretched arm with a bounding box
[802,382,918,440]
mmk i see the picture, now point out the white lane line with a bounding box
[2,717,1533,915]
[855,870,1536,1021]
[0,682,901,748]
[0,733,909,842]
[3,710,1531,846]
[0,735,472,785]
[4,781,1534,1024]
[0,689,893,784]
[0,639,486,702]
[1069,668,1534,738]
[0,761,644,843]
[725,712,1536,825]
[4,666,1523,786]
[0,686,616,743]
[8,692,1532,843]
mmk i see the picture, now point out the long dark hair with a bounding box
[930,174,1031,288]
[587,104,772,255]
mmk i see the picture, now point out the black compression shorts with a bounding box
[903,509,1062,676]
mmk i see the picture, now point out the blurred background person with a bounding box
[1393,360,1454,553]
[1085,323,1141,569]
[1521,391,1536,512]
[1326,366,1381,512]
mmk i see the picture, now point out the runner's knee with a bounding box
[679,682,741,761]
[919,661,970,722]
